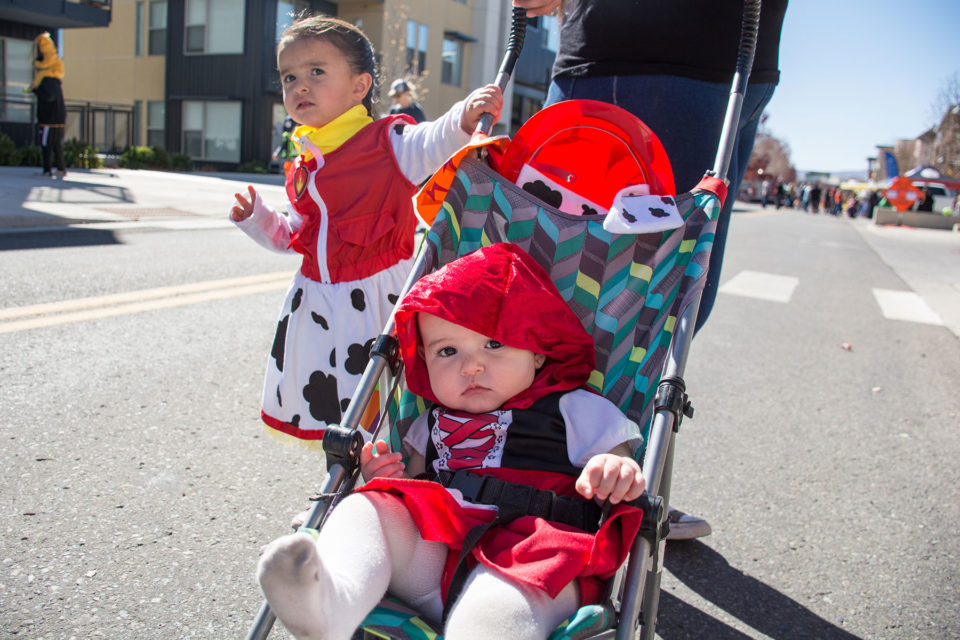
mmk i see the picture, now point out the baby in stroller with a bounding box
[257,243,647,640]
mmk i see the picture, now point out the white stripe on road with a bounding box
[0,272,292,320]
[0,272,292,334]
[872,289,943,326]
[718,270,799,303]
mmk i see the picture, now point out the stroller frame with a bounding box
[245,2,761,638]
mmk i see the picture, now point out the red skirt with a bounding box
[356,468,644,605]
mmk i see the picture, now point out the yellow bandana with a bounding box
[292,105,373,160]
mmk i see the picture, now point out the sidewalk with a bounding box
[0,166,287,231]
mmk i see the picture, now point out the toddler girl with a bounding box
[230,15,502,443]
[257,243,647,640]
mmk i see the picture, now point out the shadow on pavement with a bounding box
[0,227,120,251]
[656,541,863,639]
[21,179,134,205]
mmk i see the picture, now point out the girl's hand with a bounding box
[460,84,503,133]
[360,440,407,481]
[576,454,646,504]
[230,185,258,222]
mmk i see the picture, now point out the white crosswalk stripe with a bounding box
[872,288,944,326]
[719,270,947,328]
[718,270,799,303]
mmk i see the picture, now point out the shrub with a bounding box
[15,144,42,167]
[170,153,193,172]
[236,160,267,174]
[0,133,16,165]
[119,145,153,169]
[149,146,171,169]
[64,138,101,169]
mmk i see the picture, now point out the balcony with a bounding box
[0,0,111,29]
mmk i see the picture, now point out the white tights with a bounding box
[257,492,579,640]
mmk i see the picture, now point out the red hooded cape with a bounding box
[359,243,642,605]
[393,242,597,409]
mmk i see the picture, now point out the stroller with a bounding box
[247,3,761,639]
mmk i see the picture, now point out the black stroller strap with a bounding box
[436,469,603,532]
[436,469,603,625]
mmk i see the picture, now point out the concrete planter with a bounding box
[873,207,960,231]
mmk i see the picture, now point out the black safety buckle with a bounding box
[369,334,402,376]
[635,493,666,544]
[654,376,694,431]
[321,424,364,475]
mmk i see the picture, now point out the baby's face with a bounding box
[417,313,545,414]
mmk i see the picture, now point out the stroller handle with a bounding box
[710,0,761,182]
[476,6,527,135]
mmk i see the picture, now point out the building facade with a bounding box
[54,0,555,170]
[0,0,112,148]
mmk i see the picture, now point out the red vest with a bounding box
[286,115,418,283]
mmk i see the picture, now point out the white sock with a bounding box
[257,492,446,639]
[444,564,579,640]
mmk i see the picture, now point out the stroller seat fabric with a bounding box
[390,153,720,449]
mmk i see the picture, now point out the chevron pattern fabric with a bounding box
[390,154,718,448]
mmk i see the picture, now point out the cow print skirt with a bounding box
[259,256,414,443]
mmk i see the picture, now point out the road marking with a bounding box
[872,289,943,326]
[718,270,799,303]
[0,272,291,334]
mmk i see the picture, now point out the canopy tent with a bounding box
[903,165,960,191]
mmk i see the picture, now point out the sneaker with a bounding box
[666,506,711,541]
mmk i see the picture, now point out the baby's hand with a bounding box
[576,454,646,504]
[360,440,406,481]
[230,185,258,222]
[460,84,503,133]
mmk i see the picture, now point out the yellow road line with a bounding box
[0,272,291,320]
[0,274,292,335]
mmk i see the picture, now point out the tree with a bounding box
[929,72,960,178]
[745,113,797,183]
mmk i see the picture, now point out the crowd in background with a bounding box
[747,178,960,218]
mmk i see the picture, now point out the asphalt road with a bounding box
[1,194,958,639]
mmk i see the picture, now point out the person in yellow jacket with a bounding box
[26,32,67,178]
[29,32,65,89]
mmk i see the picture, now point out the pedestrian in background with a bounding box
[27,32,67,179]
[387,79,426,123]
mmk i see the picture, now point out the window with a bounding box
[441,37,463,86]
[405,21,427,74]
[182,100,241,162]
[185,0,245,55]
[542,15,559,52]
[148,0,167,56]
[276,0,310,44]
[1,38,33,123]
[135,1,144,56]
[147,100,165,148]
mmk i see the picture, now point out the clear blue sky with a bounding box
[764,0,960,174]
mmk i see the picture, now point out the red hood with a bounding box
[394,243,596,410]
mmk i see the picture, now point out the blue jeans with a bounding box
[546,75,776,333]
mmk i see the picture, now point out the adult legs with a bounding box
[257,492,446,639]
[51,127,66,174]
[546,75,777,333]
[39,125,53,175]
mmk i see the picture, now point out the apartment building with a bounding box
[55,0,553,170]
[1,0,555,169]
[0,1,112,147]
